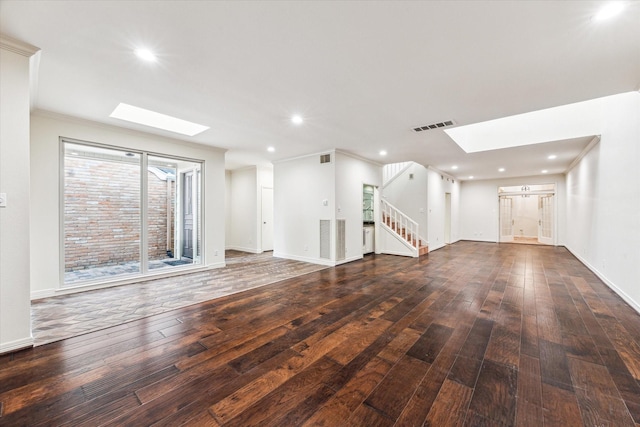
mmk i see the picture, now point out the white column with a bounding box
[0,36,39,354]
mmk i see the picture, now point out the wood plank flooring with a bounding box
[31,251,327,345]
[2,241,640,426]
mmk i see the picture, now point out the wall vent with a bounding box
[412,120,455,132]
[320,220,331,259]
[336,219,346,261]
[320,154,331,164]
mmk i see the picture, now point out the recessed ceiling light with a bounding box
[468,175,474,179]
[134,48,157,62]
[498,167,505,172]
[379,150,387,156]
[267,146,275,153]
[548,154,557,160]
[593,1,626,21]
[110,103,209,136]
[451,165,458,170]
[291,114,303,125]
[541,169,548,174]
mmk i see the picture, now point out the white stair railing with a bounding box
[382,162,413,187]
[381,199,424,249]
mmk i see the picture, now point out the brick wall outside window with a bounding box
[64,157,175,272]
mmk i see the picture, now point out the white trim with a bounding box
[334,149,384,167]
[32,263,222,300]
[0,337,34,355]
[225,245,261,254]
[567,135,600,173]
[380,249,418,257]
[565,246,640,315]
[272,251,335,266]
[273,149,336,165]
[429,243,446,252]
[336,255,362,265]
[0,35,40,56]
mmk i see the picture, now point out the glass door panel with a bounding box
[63,143,141,285]
[147,155,202,271]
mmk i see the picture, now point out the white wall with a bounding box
[0,37,38,354]
[427,168,461,251]
[565,92,640,313]
[335,151,382,263]
[382,162,428,242]
[460,174,566,244]
[274,151,336,265]
[30,112,227,298]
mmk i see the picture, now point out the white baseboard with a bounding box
[379,249,418,258]
[272,252,335,266]
[225,246,260,254]
[206,261,226,269]
[565,246,640,315]
[0,336,33,355]
[336,255,362,265]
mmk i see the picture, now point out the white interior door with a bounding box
[499,196,514,242]
[261,187,274,251]
[538,194,554,245]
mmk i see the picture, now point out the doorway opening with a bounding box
[498,184,555,245]
[363,184,376,255]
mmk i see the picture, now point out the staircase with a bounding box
[381,199,428,257]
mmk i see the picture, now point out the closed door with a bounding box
[538,194,554,245]
[499,196,514,242]
[261,187,274,251]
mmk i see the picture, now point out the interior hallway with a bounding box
[3,241,640,425]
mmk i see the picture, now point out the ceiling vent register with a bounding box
[413,120,455,132]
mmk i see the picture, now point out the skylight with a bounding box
[443,95,608,153]
[109,103,209,136]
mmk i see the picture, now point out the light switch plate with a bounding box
[0,193,6,208]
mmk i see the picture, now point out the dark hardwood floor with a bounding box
[1,241,640,426]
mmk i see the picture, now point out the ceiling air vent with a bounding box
[413,120,455,132]
[320,154,331,164]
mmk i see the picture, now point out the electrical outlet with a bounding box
[304,245,308,251]
[215,250,218,256]
[0,193,6,208]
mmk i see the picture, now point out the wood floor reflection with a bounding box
[3,241,640,426]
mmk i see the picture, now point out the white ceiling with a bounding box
[1,1,638,180]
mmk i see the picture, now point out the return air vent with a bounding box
[320,154,331,164]
[412,120,455,132]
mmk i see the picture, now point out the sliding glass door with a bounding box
[62,140,202,286]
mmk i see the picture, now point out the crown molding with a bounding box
[0,34,40,57]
